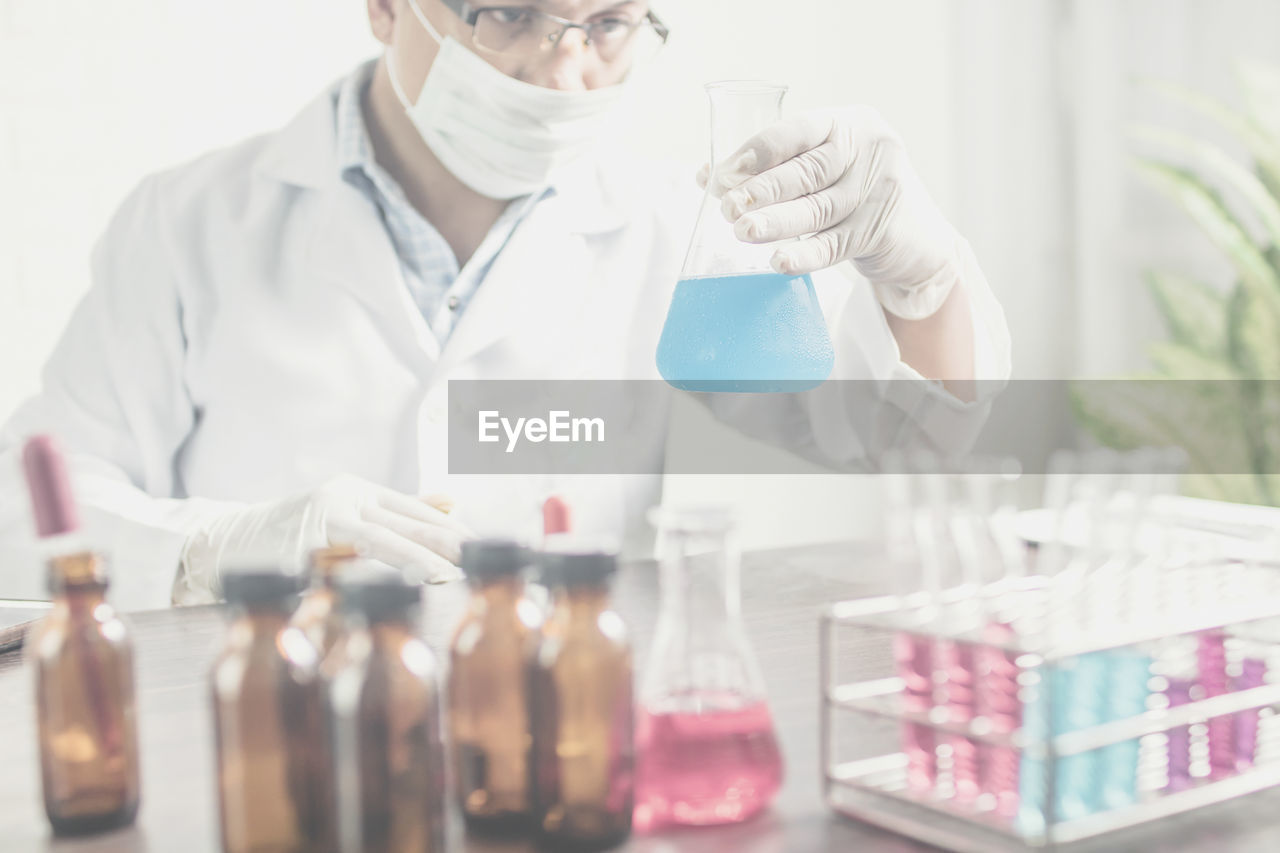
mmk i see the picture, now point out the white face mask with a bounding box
[387,0,628,200]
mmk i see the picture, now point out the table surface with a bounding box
[3,542,1280,852]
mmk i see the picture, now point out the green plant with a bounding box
[1071,61,1280,505]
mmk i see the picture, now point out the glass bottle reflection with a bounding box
[324,573,445,853]
[530,546,633,850]
[450,539,540,835]
[210,570,329,853]
[292,544,360,658]
[29,551,141,835]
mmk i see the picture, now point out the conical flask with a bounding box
[656,81,834,393]
[634,507,784,829]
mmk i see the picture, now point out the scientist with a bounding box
[0,0,1009,608]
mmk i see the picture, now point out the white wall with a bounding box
[0,0,379,416]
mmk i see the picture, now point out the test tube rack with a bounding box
[820,557,1280,851]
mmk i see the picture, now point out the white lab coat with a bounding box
[0,75,1011,610]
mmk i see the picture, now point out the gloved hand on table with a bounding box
[698,106,967,320]
[176,475,471,603]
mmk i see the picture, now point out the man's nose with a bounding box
[534,27,591,91]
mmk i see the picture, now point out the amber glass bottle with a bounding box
[210,570,330,853]
[292,544,360,658]
[23,434,140,836]
[450,539,538,835]
[530,547,633,850]
[324,574,445,853]
[29,551,142,835]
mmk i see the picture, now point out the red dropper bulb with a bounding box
[543,496,571,536]
[22,435,81,539]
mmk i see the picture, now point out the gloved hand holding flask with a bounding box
[702,106,970,321]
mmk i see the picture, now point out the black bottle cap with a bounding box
[338,568,422,620]
[537,542,618,588]
[461,538,530,581]
[221,568,304,606]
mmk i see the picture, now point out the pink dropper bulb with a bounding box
[543,496,571,537]
[22,435,81,539]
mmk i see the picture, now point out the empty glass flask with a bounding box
[656,81,834,393]
[635,508,784,829]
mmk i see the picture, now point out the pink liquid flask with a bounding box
[636,508,784,830]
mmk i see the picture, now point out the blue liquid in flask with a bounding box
[656,272,835,393]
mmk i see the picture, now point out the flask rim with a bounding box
[704,79,788,97]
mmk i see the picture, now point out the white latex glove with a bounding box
[176,475,470,603]
[700,106,966,320]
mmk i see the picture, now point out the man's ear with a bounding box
[368,0,398,45]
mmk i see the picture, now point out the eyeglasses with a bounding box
[461,4,670,64]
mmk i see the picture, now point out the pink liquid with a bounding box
[895,633,937,793]
[634,702,784,830]
[935,639,980,803]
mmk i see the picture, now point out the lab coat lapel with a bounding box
[438,163,629,374]
[304,182,442,368]
[255,77,441,370]
[437,206,589,373]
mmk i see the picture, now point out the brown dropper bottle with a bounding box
[210,569,331,853]
[450,539,539,835]
[529,546,634,851]
[323,572,446,853]
[292,544,360,658]
[22,435,141,835]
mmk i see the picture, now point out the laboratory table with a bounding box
[2,542,1280,852]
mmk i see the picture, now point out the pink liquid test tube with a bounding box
[935,638,980,802]
[895,632,937,792]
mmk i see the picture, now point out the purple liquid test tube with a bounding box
[1235,656,1267,771]
[1198,630,1235,780]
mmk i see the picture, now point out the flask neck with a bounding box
[684,82,791,280]
[707,83,785,168]
[657,529,742,625]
